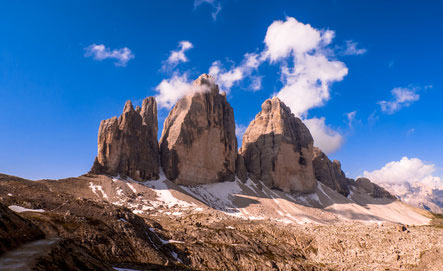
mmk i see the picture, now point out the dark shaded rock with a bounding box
[0,203,45,255]
[159,74,237,185]
[356,177,396,199]
[239,97,316,193]
[90,97,159,181]
[235,154,247,183]
[312,147,350,196]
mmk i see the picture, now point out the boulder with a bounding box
[159,74,237,185]
[239,97,317,193]
[90,97,159,181]
[312,147,350,196]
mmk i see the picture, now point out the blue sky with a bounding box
[1,0,442,182]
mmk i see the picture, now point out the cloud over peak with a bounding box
[84,44,134,66]
[262,17,348,117]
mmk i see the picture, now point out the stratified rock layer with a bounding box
[313,147,350,196]
[240,97,317,193]
[90,97,159,181]
[159,74,237,185]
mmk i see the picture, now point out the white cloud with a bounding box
[84,44,134,66]
[346,111,357,128]
[363,157,443,212]
[303,117,343,154]
[165,41,193,68]
[249,76,262,91]
[339,40,367,56]
[263,17,334,62]
[378,87,420,114]
[155,73,211,109]
[209,61,243,91]
[235,124,247,138]
[194,0,222,21]
[260,17,350,154]
[364,157,442,189]
[208,52,262,92]
[261,17,348,117]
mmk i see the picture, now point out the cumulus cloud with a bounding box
[339,40,367,56]
[194,0,222,21]
[261,17,348,117]
[165,41,193,68]
[363,157,443,212]
[84,44,134,66]
[256,17,349,154]
[303,117,343,154]
[363,157,443,189]
[262,17,334,62]
[378,87,420,114]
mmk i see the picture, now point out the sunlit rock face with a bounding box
[90,97,159,181]
[159,74,237,185]
[240,97,317,193]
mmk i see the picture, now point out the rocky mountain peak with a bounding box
[123,100,134,113]
[312,147,350,196]
[90,96,159,181]
[240,97,317,193]
[159,74,237,185]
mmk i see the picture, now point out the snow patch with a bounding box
[126,183,137,194]
[317,183,332,200]
[143,179,193,208]
[179,180,242,212]
[8,205,45,213]
[89,182,108,200]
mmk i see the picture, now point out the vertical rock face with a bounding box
[159,74,237,185]
[312,147,350,196]
[90,97,159,181]
[240,97,317,193]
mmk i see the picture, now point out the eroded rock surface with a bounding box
[159,74,237,185]
[240,97,317,193]
[90,97,159,181]
[313,147,350,196]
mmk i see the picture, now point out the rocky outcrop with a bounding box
[0,203,45,255]
[90,97,159,181]
[239,97,317,193]
[159,74,237,185]
[355,177,395,199]
[313,147,350,196]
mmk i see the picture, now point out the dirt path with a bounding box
[0,238,61,271]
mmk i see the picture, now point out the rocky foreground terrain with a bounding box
[1,74,441,270]
[0,173,442,270]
